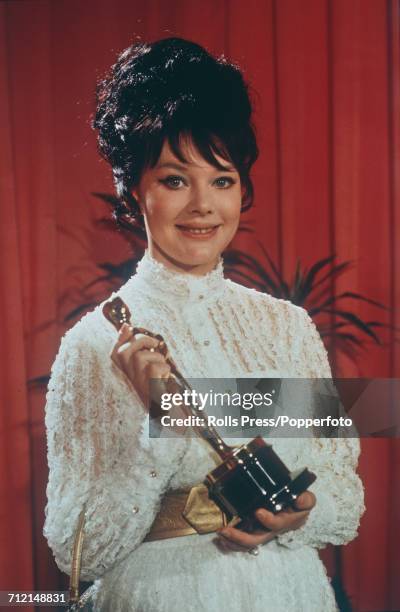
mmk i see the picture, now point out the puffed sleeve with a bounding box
[275,308,365,549]
[43,315,188,581]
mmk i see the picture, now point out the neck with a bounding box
[129,248,226,303]
[148,242,220,277]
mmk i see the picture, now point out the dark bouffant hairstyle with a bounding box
[92,37,259,228]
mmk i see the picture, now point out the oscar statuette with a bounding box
[103,296,316,528]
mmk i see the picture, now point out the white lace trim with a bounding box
[131,248,225,301]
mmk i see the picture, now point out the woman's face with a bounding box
[132,136,243,275]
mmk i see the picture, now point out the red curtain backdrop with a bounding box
[1,1,399,611]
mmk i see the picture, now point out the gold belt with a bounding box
[143,484,228,542]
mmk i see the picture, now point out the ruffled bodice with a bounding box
[43,249,365,612]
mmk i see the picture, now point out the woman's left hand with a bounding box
[216,491,316,552]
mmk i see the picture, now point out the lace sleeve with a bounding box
[43,319,187,581]
[275,308,365,549]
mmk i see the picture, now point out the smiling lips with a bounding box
[176,224,221,239]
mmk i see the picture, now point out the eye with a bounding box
[214,176,236,188]
[159,175,186,189]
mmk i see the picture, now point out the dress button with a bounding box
[203,340,210,346]
[199,294,204,300]
[150,470,157,478]
[132,506,139,514]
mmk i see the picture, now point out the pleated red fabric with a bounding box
[0,1,399,610]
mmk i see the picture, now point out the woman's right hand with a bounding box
[110,323,172,409]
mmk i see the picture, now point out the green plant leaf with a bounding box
[320,309,382,344]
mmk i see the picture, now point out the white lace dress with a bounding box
[43,249,365,612]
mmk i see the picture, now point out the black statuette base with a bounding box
[204,436,316,522]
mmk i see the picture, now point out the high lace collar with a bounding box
[129,249,226,302]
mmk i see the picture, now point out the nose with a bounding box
[188,185,215,215]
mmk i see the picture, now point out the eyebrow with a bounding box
[156,162,236,173]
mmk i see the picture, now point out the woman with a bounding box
[43,38,364,611]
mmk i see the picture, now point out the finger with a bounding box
[146,365,171,409]
[213,536,245,554]
[254,507,310,532]
[134,351,168,370]
[274,510,310,532]
[129,335,161,353]
[145,361,173,380]
[145,363,171,383]
[118,323,134,344]
[116,341,132,355]
[294,491,316,511]
[110,324,133,362]
[132,327,159,339]
[159,365,172,379]
[215,535,251,553]
[217,526,275,548]
[153,334,168,356]
[293,515,309,530]
[113,345,166,378]
[115,350,165,380]
[112,336,160,363]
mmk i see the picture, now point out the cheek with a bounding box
[221,189,242,222]
[144,191,180,228]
